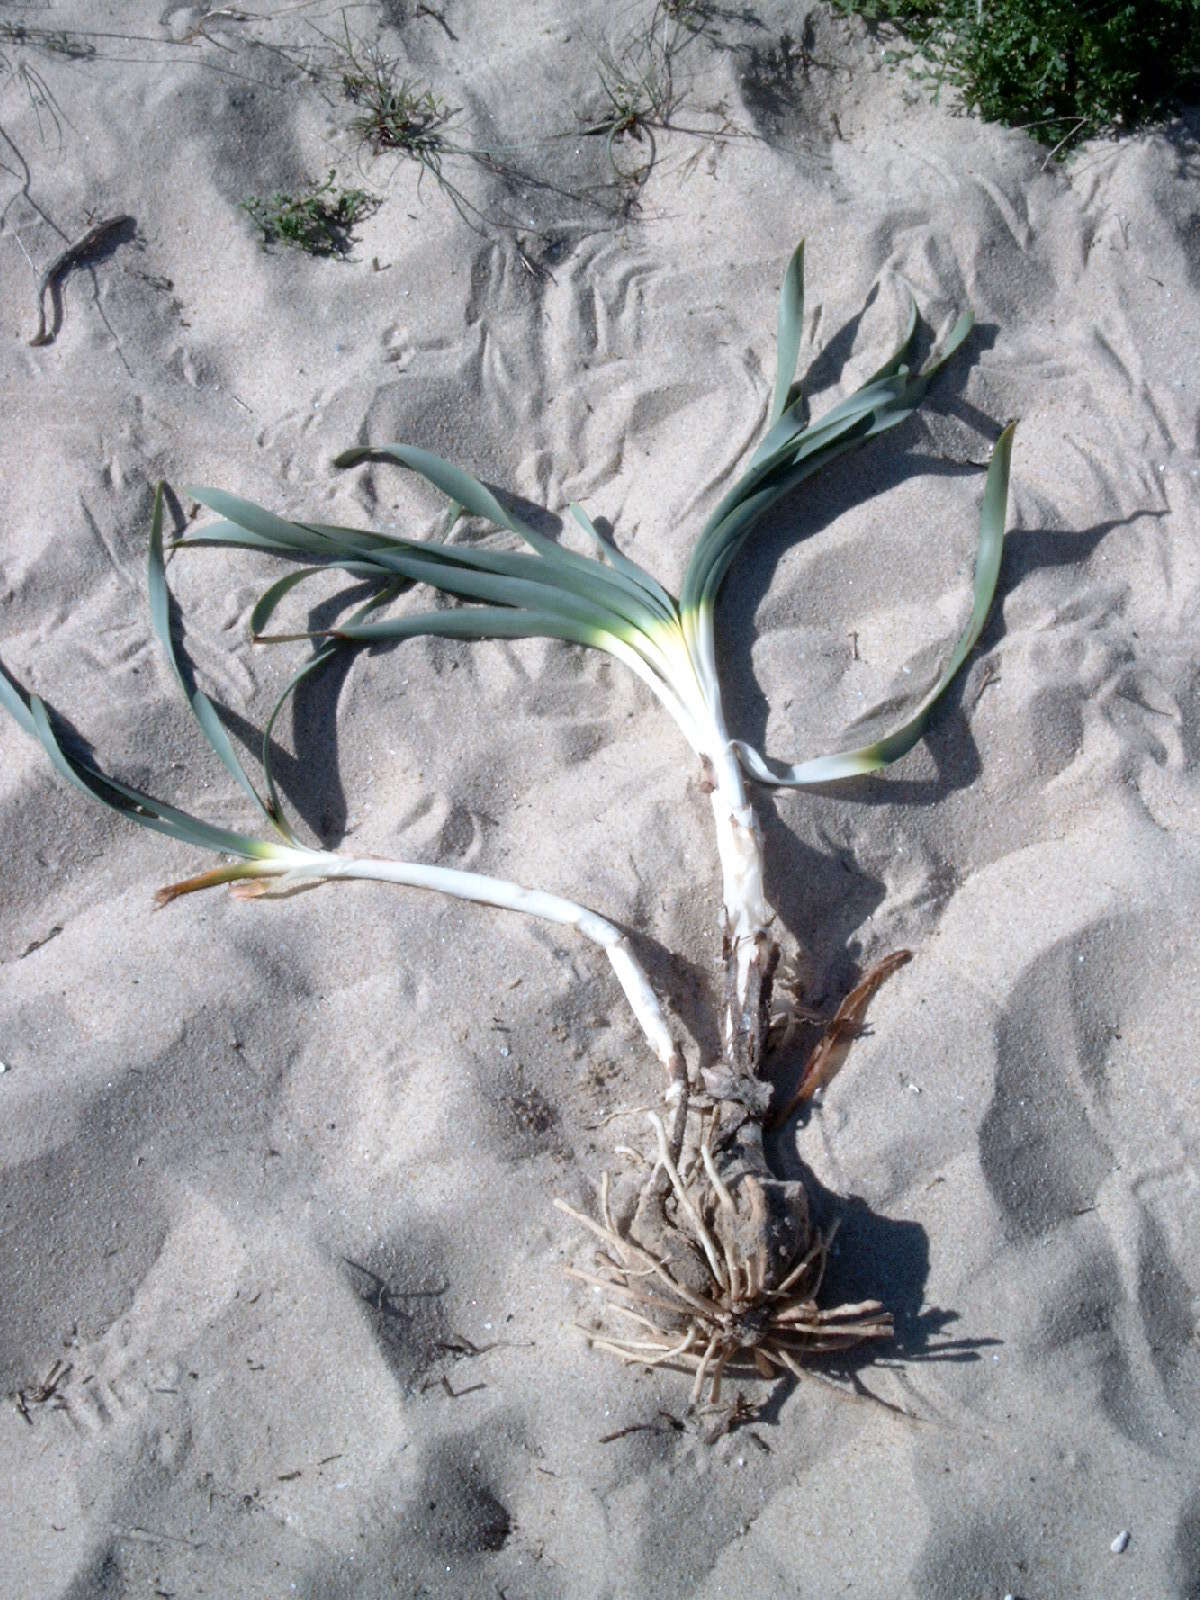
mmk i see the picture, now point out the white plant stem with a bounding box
[244,846,686,1091]
[703,717,774,1037]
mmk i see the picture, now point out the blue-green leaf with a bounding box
[334,443,672,621]
[567,503,678,623]
[9,684,269,858]
[147,483,276,828]
[334,444,539,540]
[734,423,1016,787]
[185,489,334,556]
[769,241,805,428]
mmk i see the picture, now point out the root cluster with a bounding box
[556,1113,892,1405]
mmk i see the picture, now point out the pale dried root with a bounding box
[555,1133,892,1406]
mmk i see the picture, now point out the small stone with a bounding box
[1111,1529,1130,1554]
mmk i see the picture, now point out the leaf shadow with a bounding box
[211,580,402,847]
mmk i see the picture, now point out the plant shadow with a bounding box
[719,1159,1000,1438]
[209,580,395,846]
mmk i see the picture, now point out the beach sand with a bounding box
[1,3,1197,1595]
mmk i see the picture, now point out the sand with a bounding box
[1,2,1198,1596]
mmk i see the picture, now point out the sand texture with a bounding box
[2,3,1198,1596]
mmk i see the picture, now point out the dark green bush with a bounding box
[830,0,1200,154]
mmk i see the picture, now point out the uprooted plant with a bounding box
[1,246,1013,1407]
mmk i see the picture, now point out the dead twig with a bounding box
[28,213,133,346]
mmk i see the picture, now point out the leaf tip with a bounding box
[155,876,200,915]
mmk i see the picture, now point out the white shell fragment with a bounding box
[1111,1529,1131,1554]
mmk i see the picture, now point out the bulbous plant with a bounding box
[2,246,1014,1406]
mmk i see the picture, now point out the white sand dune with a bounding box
[2,3,1197,1596]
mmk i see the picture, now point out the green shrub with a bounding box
[831,0,1200,155]
[241,171,378,256]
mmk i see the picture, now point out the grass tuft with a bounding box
[344,65,455,158]
[307,20,499,231]
[583,0,709,181]
[318,20,457,165]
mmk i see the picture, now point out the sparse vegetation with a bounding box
[0,20,95,60]
[307,19,501,229]
[583,0,721,180]
[0,20,91,148]
[241,171,377,256]
[314,19,457,174]
[341,53,455,160]
[830,0,1200,155]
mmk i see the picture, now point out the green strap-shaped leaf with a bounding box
[251,566,338,639]
[185,514,430,577]
[185,489,336,556]
[681,304,977,626]
[307,519,449,554]
[366,538,674,648]
[746,292,917,478]
[687,372,922,611]
[0,659,36,737]
[175,525,301,557]
[187,487,684,692]
[257,579,406,827]
[316,601,703,749]
[728,362,924,528]
[861,290,919,386]
[733,423,1016,787]
[147,483,279,830]
[331,606,610,647]
[334,443,541,541]
[922,309,974,380]
[188,459,682,654]
[246,561,391,637]
[769,241,805,428]
[567,503,678,624]
[16,688,270,858]
[343,551,637,637]
[714,301,971,535]
[681,411,878,622]
[333,443,672,620]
